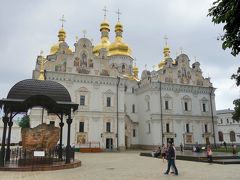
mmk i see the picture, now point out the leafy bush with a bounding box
[18,115,30,128]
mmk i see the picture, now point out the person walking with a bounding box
[180,143,183,152]
[164,142,178,176]
[207,145,213,163]
[223,141,227,151]
[232,144,237,156]
[161,144,167,163]
[170,143,177,174]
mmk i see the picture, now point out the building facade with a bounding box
[28,16,218,150]
[217,109,240,145]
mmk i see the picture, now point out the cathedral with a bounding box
[31,13,218,150]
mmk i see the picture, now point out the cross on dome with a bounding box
[103,6,108,20]
[82,30,87,38]
[59,15,66,28]
[164,35,168,46]
[180,47,183,54]
[116,8,121,21]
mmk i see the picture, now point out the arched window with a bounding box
[122,64,125,72]
[230,131,236,142]
[218,131,224,142]
[132,104,135,113]
[145,95,150,111]
[81,53,87,66]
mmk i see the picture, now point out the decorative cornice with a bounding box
[136,81,216,95]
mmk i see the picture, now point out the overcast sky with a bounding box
[0,0,239,111]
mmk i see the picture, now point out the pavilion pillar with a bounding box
[0,114,9,167]
[6,113,13,161]
[59,113,64,160]
[65,113,72,164]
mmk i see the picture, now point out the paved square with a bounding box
[0,151,239,180]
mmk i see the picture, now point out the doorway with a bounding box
[167,138,174,144]
[106,138,113,150]
[206,137,210,145]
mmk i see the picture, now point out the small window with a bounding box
[106,122,111,132]
[80,95,85,106]
[107,97,111,107]
[184,102,188,111]
[147,101,150,111]
[79,122,84,132]
[186,123,189,133]
[50,121,55,125]
[165,101,169,110]
[166,123,170,133]
[230,131,236,142]
[218,131,224,142]
[148,123,151,133]
[132,104,135,113]
[132,88,135,94]
[227,118,229,124]
[133,129,136,137]
[204,124,208,133]
[122,64,125,72]
[203,103,206,112]
[220,119,223,124]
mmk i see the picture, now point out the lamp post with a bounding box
[116,76,120,151]
[209,86,216,148]
[159,81,164,145]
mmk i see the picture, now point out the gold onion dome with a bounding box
[158,45,170,69]
[93,20,111,56]
[50,28,72,54]
[108,21,132,57]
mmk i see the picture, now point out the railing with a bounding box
[5,147,75,166]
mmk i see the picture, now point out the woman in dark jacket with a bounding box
[164,142,178,176]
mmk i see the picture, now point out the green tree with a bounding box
[208,0,240,120]
[231,67,240,86]
[232,99,240,121]
[18,115,30,128]
[208,0,240,56]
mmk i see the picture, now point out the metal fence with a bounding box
[6,147,75,166]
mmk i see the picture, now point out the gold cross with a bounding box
[180,47,183,54]
[103,6,108,20]
[116,8,121,21]
[82,30,87,38]
[59,15,66,28]
[164,35,168,46]
[144,64,147,70]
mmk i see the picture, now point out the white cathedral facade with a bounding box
[30,17,218,150]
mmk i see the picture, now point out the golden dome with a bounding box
[108,22,131,57]
[50,28,72,55]
[100,20,110,32]
[158,44,171,69]
[93,20,111,56]
[163,46,170,58]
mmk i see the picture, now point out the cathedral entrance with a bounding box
[206,137,210,145]
[167,138,174,144]
[106,138,113,150]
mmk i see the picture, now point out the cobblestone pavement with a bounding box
[0,151,239,180]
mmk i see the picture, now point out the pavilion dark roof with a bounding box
[0,79,78,114]
[7,79,71,102]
